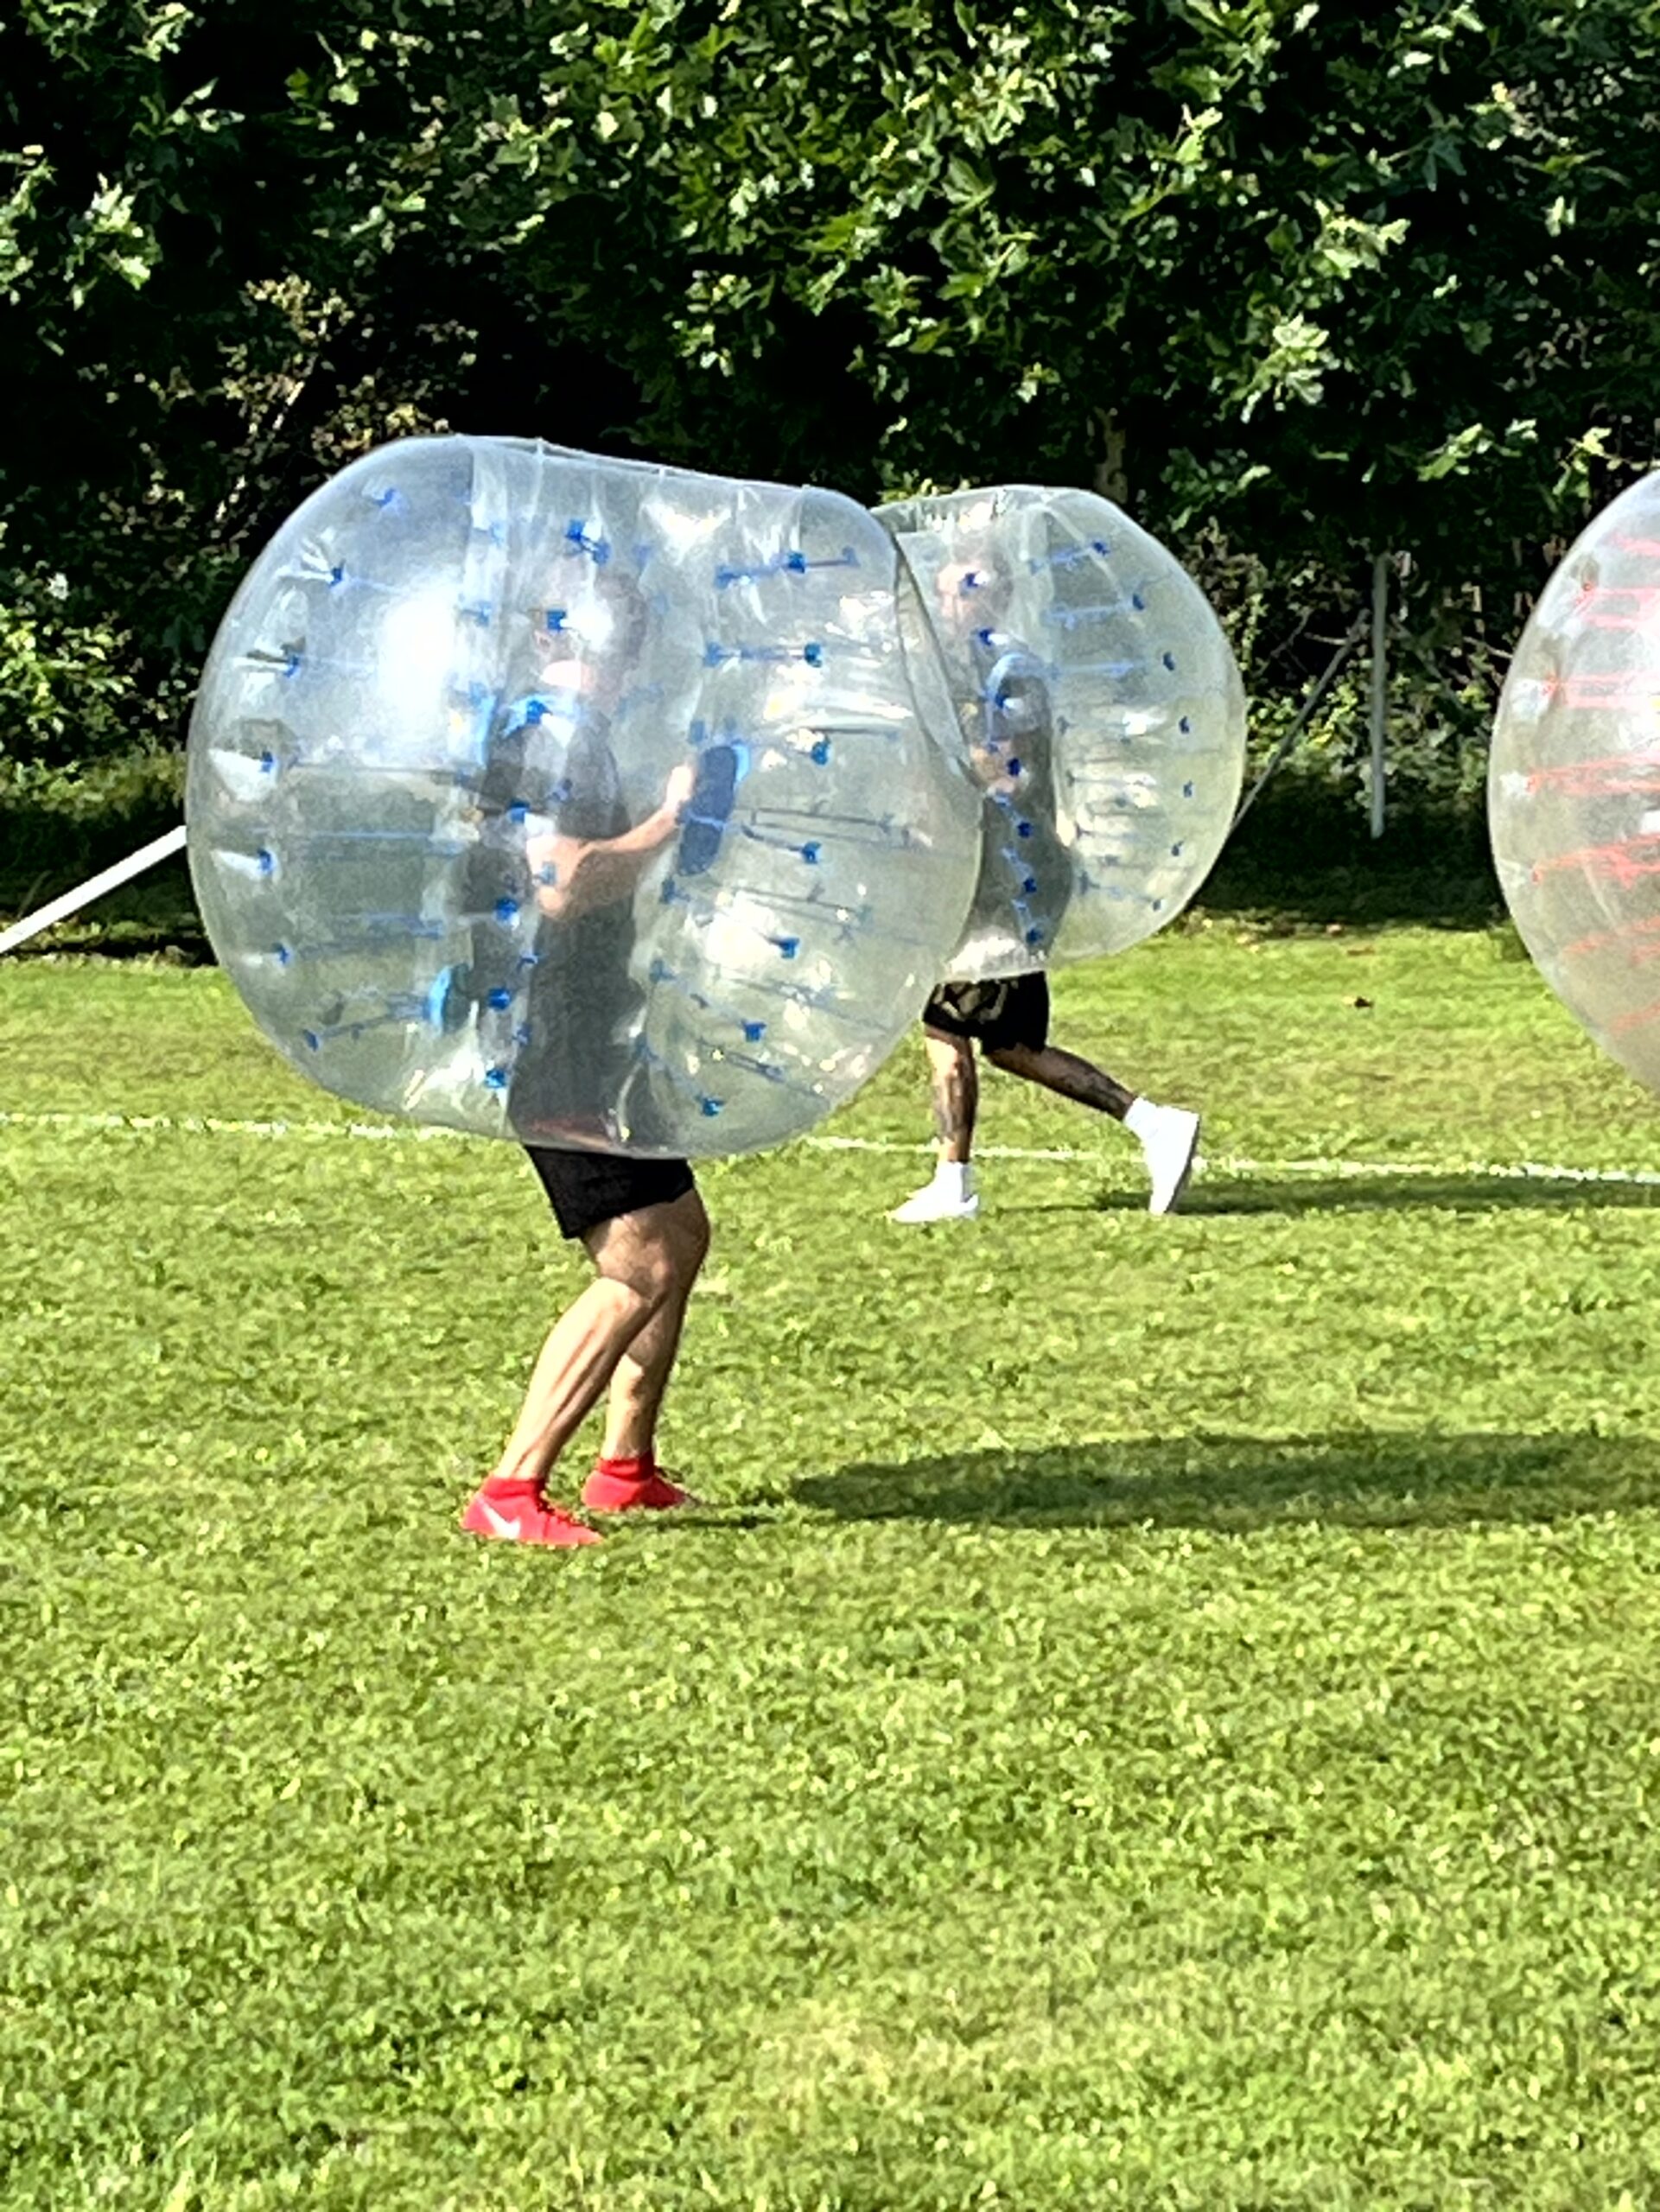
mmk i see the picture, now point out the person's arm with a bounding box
[529,764,694,921]
[972,666,1050,800]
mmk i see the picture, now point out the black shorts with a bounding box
[923,974,1050,1053]
[525,1146,696,1242]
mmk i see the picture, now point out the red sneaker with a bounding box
[460,1479,601,1547]
[581,1458,702,1514]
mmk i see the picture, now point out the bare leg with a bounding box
[985,1039,1135,1121]
[925,1027,978,1163]
[888,1028,983,1222]
[489,1281,650,1487]
[986,1037,1198,1215]
[599,1189,710,1461]
[490,1190,707,1490]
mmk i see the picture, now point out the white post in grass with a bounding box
[0,823,188,957]
[1369,552,1390,840]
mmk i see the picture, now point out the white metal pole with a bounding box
[1369,552,1390,840]
[0,823,188,957]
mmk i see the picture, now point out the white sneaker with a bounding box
[1138,1106,1200,1216]
[888,1178,981,1224]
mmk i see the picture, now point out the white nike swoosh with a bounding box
[481,1501,522,1539]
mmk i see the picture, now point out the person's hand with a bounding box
[526,830,582,917]
[969,745,1014,794]
[663,761,696,817]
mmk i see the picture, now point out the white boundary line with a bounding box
[2,1107,1659,1187]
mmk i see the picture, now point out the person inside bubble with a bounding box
[888,532,1203,1223]
[492,575,692,1149]
[460,563,707,1548]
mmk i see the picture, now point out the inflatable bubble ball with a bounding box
[1490,472,1660,1098]
[876,486,1247,982]
[188,437,981,1157]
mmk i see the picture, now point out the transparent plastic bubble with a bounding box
[1489,474,1660,1098]
[877,486,1247,980]
[188,437,980,1156]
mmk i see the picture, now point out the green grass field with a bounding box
[5,923,1660,2211]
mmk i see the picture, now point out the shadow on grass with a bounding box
[795,1431,1660,1533]
[1195,787,1501,931]
[1074,1172,1660,1218]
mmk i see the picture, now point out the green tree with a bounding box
[3,0,1659,813]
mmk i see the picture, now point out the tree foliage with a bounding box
[3,0,1659,803]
